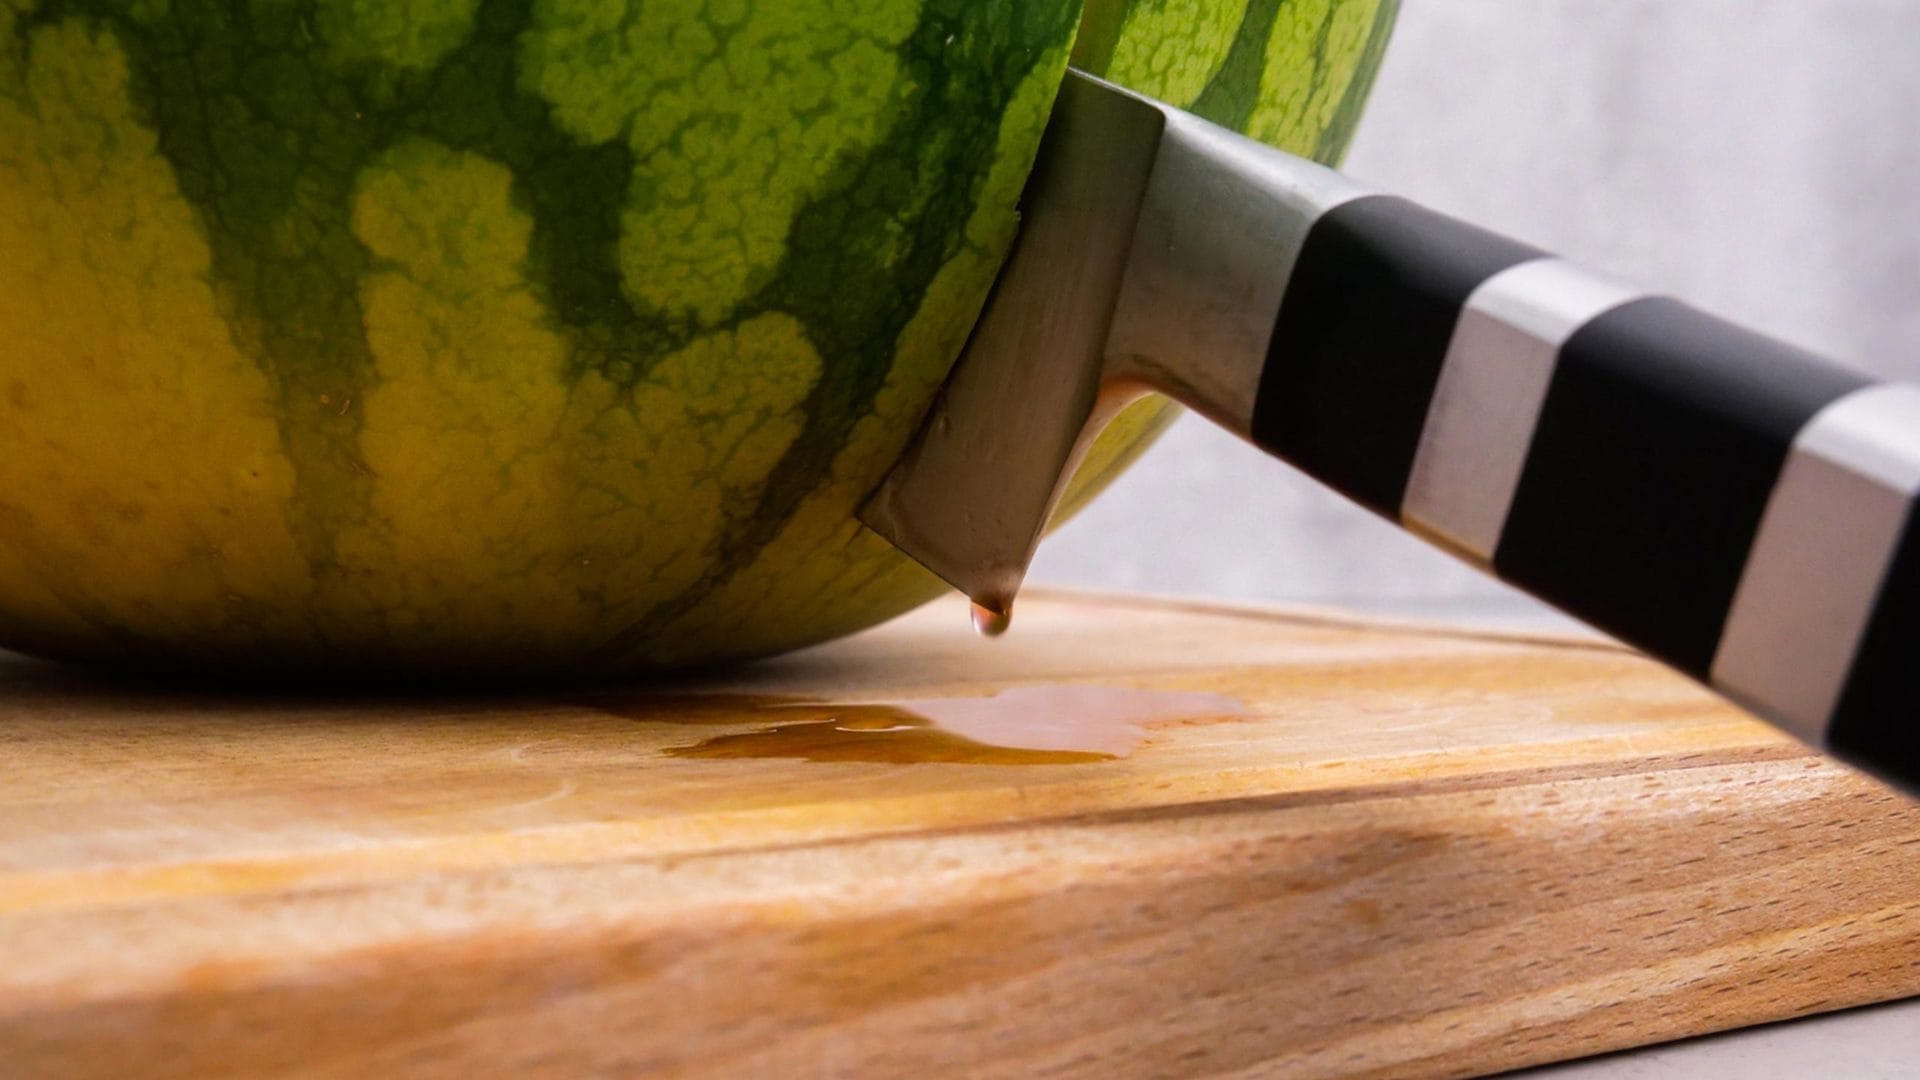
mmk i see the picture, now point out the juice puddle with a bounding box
[661,686,1244,766]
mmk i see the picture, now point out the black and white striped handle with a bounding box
[1249,195,1920,792]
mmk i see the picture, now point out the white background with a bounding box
[1031,3,1920,1072]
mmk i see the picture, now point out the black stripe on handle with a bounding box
[1250,195,1541,515]
[1494,297,1868,677]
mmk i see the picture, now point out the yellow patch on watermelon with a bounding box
[342,138,821,661]
[0,19,312,658]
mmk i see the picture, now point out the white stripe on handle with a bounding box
[1712,384,1920,744]
[1402,258,1648,561]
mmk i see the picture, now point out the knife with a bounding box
[859,70,1920,794]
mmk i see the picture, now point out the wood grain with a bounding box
[2,590,1917,1078]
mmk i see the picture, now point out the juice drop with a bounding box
[970,598,1012,638]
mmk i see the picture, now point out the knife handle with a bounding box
[1248,194,1920,791]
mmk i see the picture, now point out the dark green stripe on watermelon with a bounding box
[1189,0,1287,130]
[1070,0,1128,74]
[1313,0,1398,162]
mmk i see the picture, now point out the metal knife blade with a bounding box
[857,69,1368,619]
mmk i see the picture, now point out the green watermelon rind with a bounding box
[0,0,1396,672]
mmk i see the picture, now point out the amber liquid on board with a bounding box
[647,685,1245,766]
[665,703,1115,765]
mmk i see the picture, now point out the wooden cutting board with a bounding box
[3,590,1918,1079]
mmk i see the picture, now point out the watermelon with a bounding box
[0,0,1396,672]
